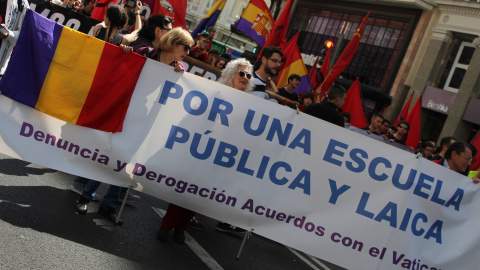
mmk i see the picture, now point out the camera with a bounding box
[125,0,136,8]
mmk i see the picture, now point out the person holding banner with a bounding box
[92,4,128,46]
[252,46,283,99]
[362,112,384,135]
[386,120,409,145]
[215,58,255,234]
[156,57,254,243]
[127,14,173,52]
[76,27,194,226]
[303,84,347,128]
[433,142,480,183]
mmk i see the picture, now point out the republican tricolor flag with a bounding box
[276,32,313,95]
[0,10,146,133]
[234,0,274,46]
[191,0,227,38]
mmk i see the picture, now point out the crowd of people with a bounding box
[0,0,479,246]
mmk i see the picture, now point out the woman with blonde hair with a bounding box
[136,27,194,72]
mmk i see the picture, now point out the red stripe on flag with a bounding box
[76,43,146,132]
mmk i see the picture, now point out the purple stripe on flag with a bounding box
[295,75,313,95]
[0,10,62,107]
[191,10,222,38]
[235,18,266,46]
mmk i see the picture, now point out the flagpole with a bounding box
[331,21,349,68]
[221,31,234,55]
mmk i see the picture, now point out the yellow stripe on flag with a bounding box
[36,27,105,124]
[242,4,272,23]
[205,0,226,18]
[277,59,307,88]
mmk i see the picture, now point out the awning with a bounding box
[344,0,435,10]
[422,86,456,115]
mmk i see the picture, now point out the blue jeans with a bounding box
[72,177,88,190]
[80,177,121,208]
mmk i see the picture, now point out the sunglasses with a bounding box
[161,27,172,31]
[177,43,191,52]
[399,125,409,131]
[236,70,252,79]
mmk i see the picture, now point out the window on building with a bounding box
[437,34,476,93]
[291,8,414,94]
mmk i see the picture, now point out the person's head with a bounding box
[440,136,457,153]
[125,10,136,29]
[388,126,397,135]
[427,139,436,149]
[104,5,127,29]
[138,14,173,46]
[218,58,254,92]
[369,113,384,130]
[259,46,283,76]
[208,49,220,65]
[420,141,435,159]
[396,120,410,136]
[287,74,301,88]
[379,119,391,134]
[300,92,314,107]
[327,84,347,108]
[84,0,96,10]
[158,27,195,62]
[197,32,212,50]
[444,142,474,173]
[215,58,227,70]
[341,112,351,124]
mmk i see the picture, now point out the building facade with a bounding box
[293,0,479,144]
[174,0,479,144]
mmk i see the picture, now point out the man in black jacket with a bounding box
[303,84,346,127]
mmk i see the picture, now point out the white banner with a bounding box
[1,59,479,269]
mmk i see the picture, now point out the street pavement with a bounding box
[0,153,345,270]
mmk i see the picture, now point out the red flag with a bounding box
[165,0,188,30]
[470,131,480,171]
[309,56,319,89]
[320,46,331,81]
[341,77,367,128]
[405,94,422,150]
[315,12,370,101]
[159,5,174,17]
[394,91,414,126]
[90,0,116,21]
[256,0,293,59]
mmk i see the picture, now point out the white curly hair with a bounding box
[218,58,254,93]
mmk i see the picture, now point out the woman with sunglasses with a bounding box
[214,58,255,234]
[218,58,255,92]
[136,27,193,73]
[156,58,254,243]
[143,28,197,244]
[126,14,173,52]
